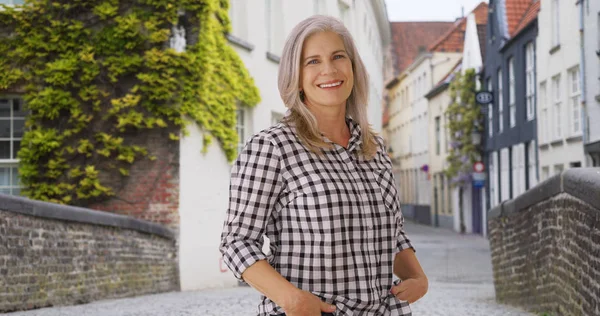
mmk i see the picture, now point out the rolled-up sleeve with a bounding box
[375,137,415,255]
[219,134,283,280]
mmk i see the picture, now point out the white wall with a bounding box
[462,13,483,72]
[179,123,238,290]
[537,0,585,172]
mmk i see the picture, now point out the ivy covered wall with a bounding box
[444,69,483,185]
[0,0,260,206]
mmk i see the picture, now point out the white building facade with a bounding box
[537,0,585,180]
[582,0,600,165]
[178,0,393,291]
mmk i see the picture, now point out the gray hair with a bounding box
[277,15,377,159]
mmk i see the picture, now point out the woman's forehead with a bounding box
[302,32,346,55]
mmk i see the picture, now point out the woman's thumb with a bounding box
[320,301,337,312]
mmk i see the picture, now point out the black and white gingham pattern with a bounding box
[220,116,415,316]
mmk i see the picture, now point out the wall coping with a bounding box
[0,193,175,239]
[489,167,600,218]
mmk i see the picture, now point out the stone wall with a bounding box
[0,194,179,313]
[488,168,600,316]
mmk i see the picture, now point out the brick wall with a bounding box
[89,127,180,230]
[0,194,179,313]
[488,168,600,316]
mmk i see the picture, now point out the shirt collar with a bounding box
[282,110,363,152]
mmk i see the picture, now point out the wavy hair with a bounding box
[277,15,377,159]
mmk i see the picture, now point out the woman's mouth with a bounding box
[318,81,343,89]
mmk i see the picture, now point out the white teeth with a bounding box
[319,81,342,88]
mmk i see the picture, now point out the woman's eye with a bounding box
[307,59,318,65]
[333,55,345,60]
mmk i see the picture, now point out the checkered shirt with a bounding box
[220,116,415,316]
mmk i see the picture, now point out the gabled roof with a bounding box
[425,59,463,99]
[428,2,488,53]
[389,21,454,75]
[512,0,540,36]
[505,0,534,36]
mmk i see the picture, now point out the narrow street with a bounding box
[3,222,534,316]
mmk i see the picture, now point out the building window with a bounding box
[568,66,581,135]
[552,75,562,140]
[525,42,536,121]
[433,185,438,220]
[500,148,509,202]
[497,69,504,133]
[271,111,283,125]
[512,144,526,197]
[314,0,327,14]
[551,0,560,47]
[228,0,249,41]
[554,164,563,175]
[508,58,516,127]
[435,116,441,155]
[487,78,493,137]
[542,166,549,180]
[570,161,581,168]
[552,75,562,139]
[540,82,548,143]
[489,151,497,208]
[266,0,284,55]
[338,1,351,29]
[0,97,25,196]
[0,0,24,4]
[236,105,246,154]
[527,141,537,189]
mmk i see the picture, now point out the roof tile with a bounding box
[428,2,488,53]
[389,21,454,75]
[505,0,533,36]
[512,0,540,36]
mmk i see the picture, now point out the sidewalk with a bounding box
[2,222,535,316]
[403,221,534,315]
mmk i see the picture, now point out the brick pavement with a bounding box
[2,222,535,316]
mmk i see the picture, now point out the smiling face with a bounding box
[300,31,354,112]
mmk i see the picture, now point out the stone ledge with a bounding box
[488,167,600,218]
[563,168,600,210]
[226,34,254,52]
[0,193,175,239]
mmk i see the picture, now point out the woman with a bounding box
[220,15,428,316]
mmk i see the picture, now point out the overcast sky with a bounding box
[385,0,489,22]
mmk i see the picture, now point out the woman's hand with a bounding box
[282,289,337,316]
[390,276,429,304]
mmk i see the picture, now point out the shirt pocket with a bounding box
[371,168,400,213]
[286,173,333,233]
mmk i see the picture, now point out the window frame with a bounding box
[552,74,562,140]
[508,57,516,128]
[497,68,504,133]
[525,42,536,121]
[539,81,548,143]
[0,95,25,196]
[568,66,581,135]
[486,78,493,138]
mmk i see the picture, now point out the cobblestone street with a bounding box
[3,222,535,316]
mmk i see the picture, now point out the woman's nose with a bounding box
[320,62,338,75]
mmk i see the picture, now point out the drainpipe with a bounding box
[579,0,588,156]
